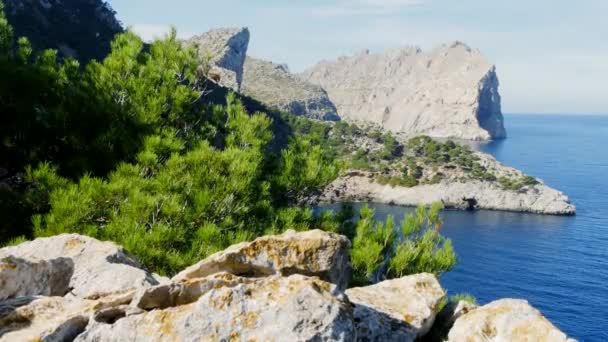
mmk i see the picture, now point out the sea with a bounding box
[321,114,608,341]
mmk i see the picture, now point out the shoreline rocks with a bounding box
[447,299,576,342]
[0,232,574,341]
[313,174,575,215]
[310,151,576,216]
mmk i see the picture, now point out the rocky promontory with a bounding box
[0,231,574,341]
[301,42,507,140]
[312,151,576,215]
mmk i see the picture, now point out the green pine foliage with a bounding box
[275,136,338,201]
[28,91,338,275]
[350,202,457,285]
[0,4,458,284]
[449,292,478,305]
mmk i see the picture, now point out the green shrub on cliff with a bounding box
[350,202,457,285]
[0,5,458,284]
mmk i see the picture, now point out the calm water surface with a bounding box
[322,114,608,341]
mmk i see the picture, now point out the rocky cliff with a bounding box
[3,0,122,63]
[301,42,507,140]
[241,57,340,120]
[185,27,250,92]
[0,231,574,341]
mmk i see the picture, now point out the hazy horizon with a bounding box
[107,0,608,115]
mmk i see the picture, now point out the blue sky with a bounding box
[107,0,608,114]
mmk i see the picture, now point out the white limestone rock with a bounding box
[301,42,507,140]
[0,255,73,300]
[241,56,340,120]
[0,296,91,342]
[173,229,351,290]
[185,27,250,91]
[76,274,356,342]
[0,234,163,299]
[447,299,576,342]
[345,273,445,341]
[428,300,479,341]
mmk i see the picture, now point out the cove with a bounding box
[319,114,608,341]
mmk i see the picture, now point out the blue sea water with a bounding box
[324,114,608,341]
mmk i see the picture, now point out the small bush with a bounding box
[351,203,457,285]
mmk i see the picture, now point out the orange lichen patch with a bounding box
[230,331,240,342]
[231,310,259,329]
[208,289,234,310]
[481,320,498,339]
[309,278,333,295]
[242,311,259,329]
[509,318,561,341]
[63,237,86,254]
[139,303,193,340]
[0,257,18,271]
[403,313,416,324]
[239,235,335,272]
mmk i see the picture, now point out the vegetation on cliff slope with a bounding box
[0,3,455,281]
[285,116,539,191]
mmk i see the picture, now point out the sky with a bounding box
[106,0,608,115]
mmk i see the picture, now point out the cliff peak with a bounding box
[185,27,250,91]
[301,41,507,140]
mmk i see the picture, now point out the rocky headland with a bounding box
[314,169,575,215]
[187,28,574,215]
[301,43,507,140]
[0,231,575,341]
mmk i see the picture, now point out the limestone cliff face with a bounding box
[3,0,122,63]
[241,57,340,120]
[301,42,507,140]
[185,27,250,92]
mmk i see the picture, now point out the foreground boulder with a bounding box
[0,232,574,341]
[301,42,506,140]
[0,234,163,299]
[0,255,73,300]
[345,273,445,341]
[426,299,478,341]
[241,56,340,120]
[0,296,91,341]
[76,273,355,341]
[447,299,575,342]
[173,229,351,290]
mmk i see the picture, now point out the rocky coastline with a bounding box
[309,151,576,216]
[311,172,576,215]
[0,231,575,341]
